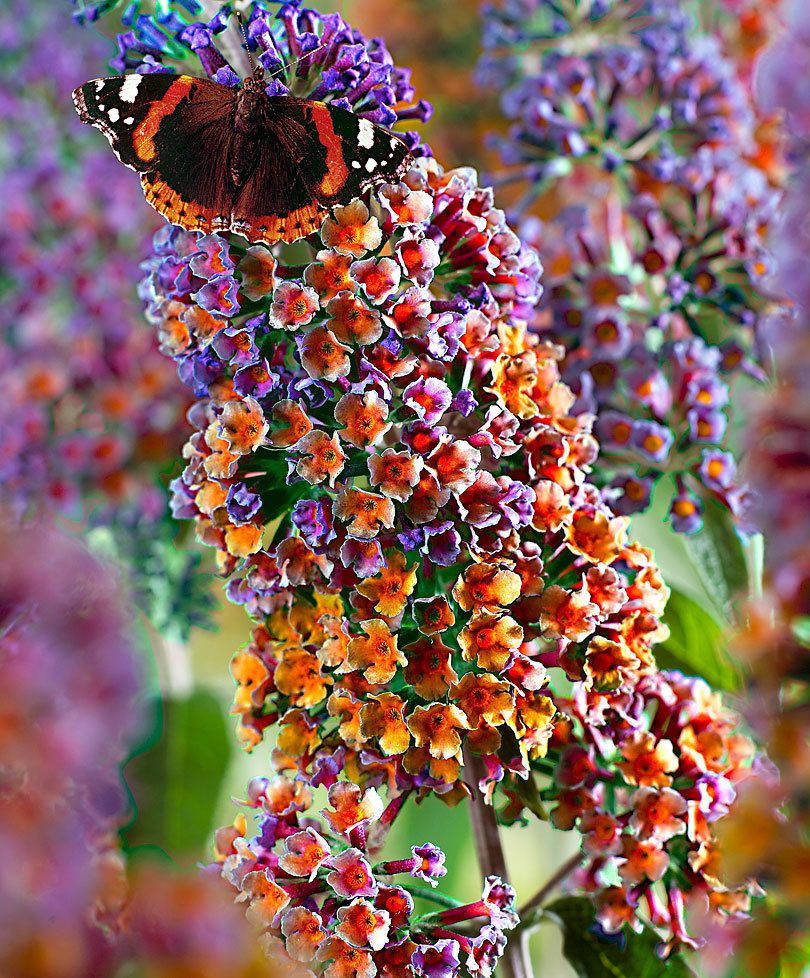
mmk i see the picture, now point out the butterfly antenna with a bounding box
[236,9,256,74]
[267,40,329,80]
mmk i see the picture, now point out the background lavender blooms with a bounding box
[708,4,810,972]
[478,0,779,534]
[0,0,216,637]
[0,520,279,977]
[0,523,142,975]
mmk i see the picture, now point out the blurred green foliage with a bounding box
[545,897,696,977]
[123,691,231,862]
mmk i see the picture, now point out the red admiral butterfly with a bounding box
[73,65,414,244]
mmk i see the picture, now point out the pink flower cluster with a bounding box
[215,775,517,978]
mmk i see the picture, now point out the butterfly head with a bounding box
[242,63,266,94]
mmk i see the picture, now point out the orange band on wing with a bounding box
[310,103,350,199]
[134,76,194,163]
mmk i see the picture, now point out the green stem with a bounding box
[402,884,466,910]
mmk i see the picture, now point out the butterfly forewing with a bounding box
[74,73,414,245]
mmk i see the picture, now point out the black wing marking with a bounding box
[73,73,235,176]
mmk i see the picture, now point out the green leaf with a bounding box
[123,691,231,861]
[684,497,749,620]
[657,588,741,691]
[545,896,696,978]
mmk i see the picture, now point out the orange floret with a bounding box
[368,449,423,502]
[458,611,524,672]
[488,351,539,420]
[356,551,418,618]
[346,619,407,685]
[531,480,574,533]
[619,731,679,788]
[218,396,268,455]
[565,509,629,565]
[407,703,470,760]
[452,673,515,728]
[323,782,384,834]
[321,200,383,258]
[334,390,391,448]
[334,488,396,540]
[537,585,600,643]
[326,292,383,346]
[403,635,459,700]
[237,244,277,300]
[299,325,352,381]
[360,693,411,756]
[453,561,522,613]
[269,399,313,448]
[305,249,358,303]
[295,430,346,487]
[274,647,331,708]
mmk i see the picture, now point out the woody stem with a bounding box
[463,747,533,978]
[516,852,583,930]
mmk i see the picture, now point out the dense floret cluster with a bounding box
[215,776,518,978]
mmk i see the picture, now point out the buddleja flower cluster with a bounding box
[0,0,187,522]
[478,0,780,533]
[144,168,756,969]
[214,774,519,977]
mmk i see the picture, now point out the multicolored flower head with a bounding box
[142,148,677,827]
[543,669,758,956]
[215,775,517,977]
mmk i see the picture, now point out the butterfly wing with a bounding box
[230,98,414,244]
[74,77,414,245]
[74,73,239,234]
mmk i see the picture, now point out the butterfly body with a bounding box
[73,69,414,245]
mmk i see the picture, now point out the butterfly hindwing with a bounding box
[74,73,414,245]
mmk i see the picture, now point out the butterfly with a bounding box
[73,65,414,245]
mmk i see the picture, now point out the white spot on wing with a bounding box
[358,118,375,149]
[108,108,120,122]
[124,116,135,125]
[365,158,377,172]
[120,74,142,104]
[390,137,399,149]
[352,161,361,169]
[94,79,104,92]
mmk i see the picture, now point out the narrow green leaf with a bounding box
[123,691,231,861]
[546,896,696,978]
[657,588,741,691]
[684,498,748,620]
